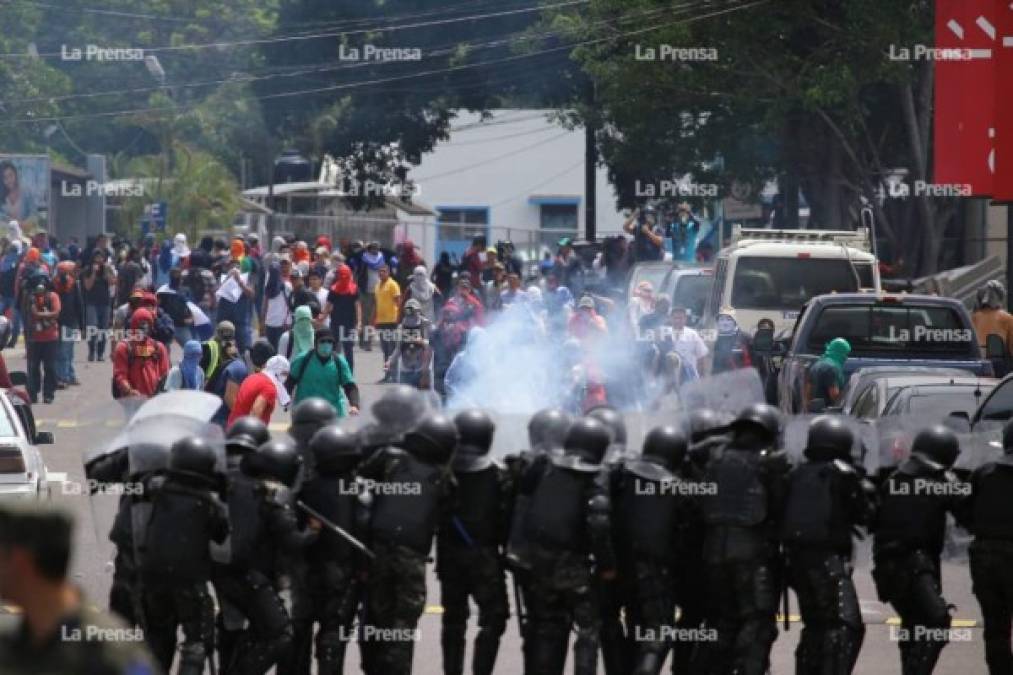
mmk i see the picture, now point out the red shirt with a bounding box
[227,371,278,427]
[112,338,170,398]
[29,292,61,342]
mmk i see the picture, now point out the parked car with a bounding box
[837,366,973,415]
[626,261,713,326]
[775,292,992,413]
[0,387,54,500]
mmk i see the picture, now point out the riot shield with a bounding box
[679,368,766,417]
[782,414,876,471]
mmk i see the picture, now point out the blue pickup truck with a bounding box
[776,292,993,413]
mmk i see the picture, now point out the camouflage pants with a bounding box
[142,581,215,674]
[282,562,360,675]
[437,543,509,675]
[525,550,600,675]
[363,542,427,675]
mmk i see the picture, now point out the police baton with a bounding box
[296,500,375,560]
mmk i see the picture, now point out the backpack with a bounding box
[150,307,176,345]
[780,462,836,545]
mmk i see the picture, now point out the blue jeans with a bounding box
[57,337,77,383]
[85,303,111,359]
[0,296,21,347]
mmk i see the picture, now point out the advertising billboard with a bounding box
[0,154,50,230]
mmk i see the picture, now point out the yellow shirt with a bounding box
[374,278,401,324]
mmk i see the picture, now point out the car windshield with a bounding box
[885,386,989,418]
[672,275,712,319]
[630,265,671,297]
[806,304,975,357]
[730,257,873,310]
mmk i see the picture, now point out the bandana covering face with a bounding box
[180,340,202,389]
[331,264,358,296]
[409,265,435,302]
[263,355,292,408]
[292,305,315,357]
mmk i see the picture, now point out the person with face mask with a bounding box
[385,298,433,390]
[278,304,315,362]
[286,328,360,418]
[671,202,701,263]
[111,307,170,401]
[203,321,248,428]
[164,340,206,391]
[228,347,288,426]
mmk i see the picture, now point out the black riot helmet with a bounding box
[289,397,338,447]
[528,408,572,452]
[309,425,360,475]
[805,415,854,461]
[563,417,611,465]
[730,403,781,445]
[687,409,726,443]
[453,409,495,472]
[911,425,960,468]
[587,406,627,447]
[169,436,218,478]
[226,416,270,455]
[372,384,426,431]
[245,438,303,486]
[403,414,459,465]
[642,426,688,469]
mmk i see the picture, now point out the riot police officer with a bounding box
[287,425,364,675]
[140,436,229,674]
[358,413,459,675]
[226,416,271,467]
[587,405,631,674]
[611,425,691,675]
[520,417,616,675]
[963,419,1013,674]
[288,397,338,476]
[781,416,873,674]
[872,425,965,675]
[438,409,511,675]
[699,403,788,675]
[218,438,318,674]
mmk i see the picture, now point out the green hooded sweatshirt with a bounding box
[817,337,852,389]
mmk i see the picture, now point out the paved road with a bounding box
[5,339,992,674]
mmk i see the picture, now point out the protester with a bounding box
[972,280,1013,354]
[805,337,851,409]
[483,263,506,312]
[657,305,709,384]
[227,345,285,426]
[627,280,655,332]
[554,237,584,294]
[0,242,22,348]
[287,328,359,418]
[500,272,526,306]
[403,264,439,323]
[358,241,388,351]
[54,260,83,387]
[262,256,293,350]
[25,283,60,404]
[374,264,402,377]
[385,298,433,390]
[215,257,255,353]
[431,251,456,311]
[623,205,666,262]
[164,339,205,391]
[461,236,486,289]
[323,262,361,373]
[111,308,170,404]
[278,304,315,362]
[82,248,115,362]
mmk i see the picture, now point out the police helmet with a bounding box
[642,425,688,469]
[586,406,627,447]
[169,436,218,478]
[289,397,338,447]
[805,415,854,459]
[247,438,303,486]
[308,425,360,475]
[403,414,459,465]
[911,425,960,468]
[563,417,611,465]
[528,408,572,451]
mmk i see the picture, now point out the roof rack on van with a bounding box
[729,226,872,252]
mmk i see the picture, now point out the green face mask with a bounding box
[317,342,334,358]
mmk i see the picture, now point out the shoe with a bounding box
[362,345,373,352]
[87,354,95,362]
[68,379,81,386]
[97,355,105,362]
[43,397,53,404]
[29,397,38,405]
[56,382,67,390]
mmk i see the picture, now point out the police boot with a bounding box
[632,648,665,675]
[573,629,600,675]
[795,625,822,674]
[317,631,348,675]
[178,641,207,675]
[904,638,946,675]
[527,624,569,675]
[472,622,505,675]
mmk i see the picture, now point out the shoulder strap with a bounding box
[291,353,313,385]
[284,332,294,359]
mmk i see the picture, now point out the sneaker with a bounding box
[43,397,53,404]
[56,382,67,390]
[68,379,81,386]
[87,353,95,362]
[97,355,105,362]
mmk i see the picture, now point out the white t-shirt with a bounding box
[264,280,292,328]
[313,287,330,328]
[659,326,709,379]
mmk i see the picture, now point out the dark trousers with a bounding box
[873,551,950,675]
[215,569,294,675]
[377,322,398,364]
[702,559,778,675]
[437,544,509,675]
[143,582,215,675]
[86,302,110,359]
[264,324,286,352]
[27,339,58,402]
[788,548,864,675]
[281,563,359,675]
[525,552,600,675]
[970,541,1013,675]
[341,338,355,373]
[364,542,427,675]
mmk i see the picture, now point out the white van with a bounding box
[701,226,880,338]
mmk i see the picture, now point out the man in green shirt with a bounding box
[288,327,361,417]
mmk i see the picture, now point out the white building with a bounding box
[407,109,626,263]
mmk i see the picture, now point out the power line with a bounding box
[0,0,590,59]
[414,131,571,182]
[0,0,767,126]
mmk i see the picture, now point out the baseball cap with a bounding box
[578,296,595,309]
